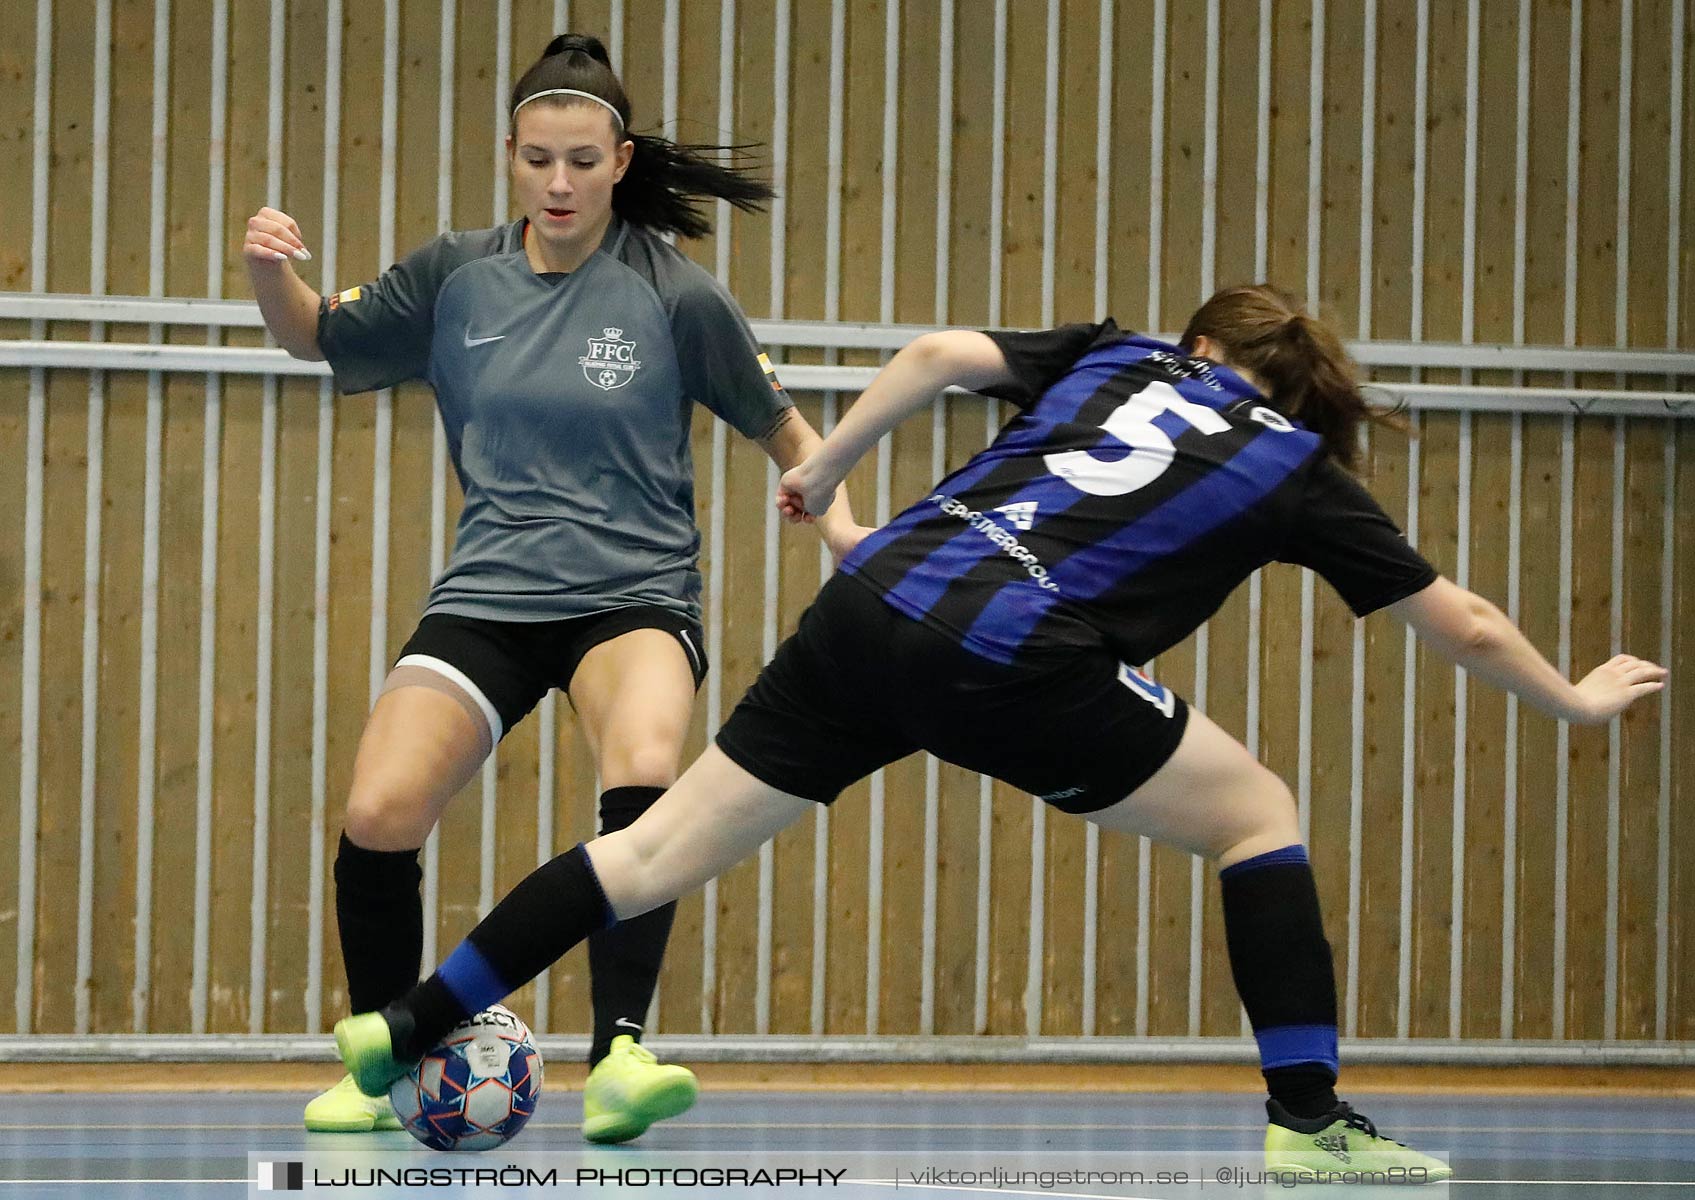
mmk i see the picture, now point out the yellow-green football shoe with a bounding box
[303,1073,404,1132]
[581,1035,699,1144]
[1265,1099,1453,1183]
[334,1011,412,1100]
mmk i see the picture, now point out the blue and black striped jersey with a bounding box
[839,322,1436,667]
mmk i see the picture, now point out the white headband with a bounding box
[512,88,625,131]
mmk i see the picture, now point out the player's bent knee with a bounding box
[343,786,435,852]
[600,741,682,790]
[1211,771,1301,866]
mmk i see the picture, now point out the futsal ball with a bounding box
[388,1005,544,1151]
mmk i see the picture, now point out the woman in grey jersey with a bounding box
[333,286,1664,1180]
[242,33,869,1143]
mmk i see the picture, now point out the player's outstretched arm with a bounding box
[242,206,325,361]
[758,408,876,562]
[777,330,1015,520]
[1387,576,1667,725]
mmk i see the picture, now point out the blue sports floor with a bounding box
[0,1089,1690,1198]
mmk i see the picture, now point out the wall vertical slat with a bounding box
[1081,0,1113,1036]
[306,0,344,1034]
[1659,0,1685,1043]
[692,2,731,1036]
[493,1,511,223]
[1093,0,1113,320]
[988,0,1006,328]
[662,0,679,140]
[1254,0,1271,281]
[1136,1,1163,1044]
[1240,0,1276,1043]
[1605,417,1625,1039]
[420,0,457,986]
[1551,0,1584,1042]
[1447,0,1480,1042]
[1147,0,1166,331]
[975,410,995,1036]
[1022,0,1061,1042]
[1394,0,1431,1043]
[13,0,52,1041]
[133,0,170,1034]
[475,0,512,931]
[190,0,231,1037]
[874,0,902,1034]
[1657,428,1676,1040]
[71,0,111,1038]
[247,0,288,1037]
[1450,410,1472,1038]
[1342,0,1377,1041]
[919,0,954,1040]
[760,0,803,1011]
[367,0,400,715]
[1182,0,1220,1044]
[1410,0,1429,348]
[1499,0,1532,1043]
[1397,422,1420,1041]
[1296,0,1324,852]
[1553,412,1575,1040]
[1604,0,1635,1043]
[974,0,1010,1038]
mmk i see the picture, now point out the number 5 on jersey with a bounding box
[1044,379,1235,497]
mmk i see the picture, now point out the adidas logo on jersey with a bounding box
[994,501,1039,531]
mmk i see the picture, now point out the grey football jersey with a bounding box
[317,218,792,623]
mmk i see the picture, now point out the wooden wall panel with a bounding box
[34,373,89,1035]
[1355,423,1412,1038]
[1459,412,1508,1038]
[1512,413,1565,1038]
[32,0,92,1036]
[0,343,19,1032]
[1106,0,1157,325]
[0,0,37,1036]
[1,0,1689,1045]
[1617,423,1670,1039]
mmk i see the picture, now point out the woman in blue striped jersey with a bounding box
[335,285,1664,1178]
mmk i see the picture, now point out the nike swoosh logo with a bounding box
[614,1018,644,1032]
[464,332,506,348]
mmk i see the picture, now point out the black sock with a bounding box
[388,842,616,1061]
[334,832,424,1014]
[1220,845,1340,1121]
[588,785,676,1065]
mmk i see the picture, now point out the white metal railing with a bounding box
[3,294,1692,420]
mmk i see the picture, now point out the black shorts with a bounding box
[715,574,1189,815]
[395,605,708,741]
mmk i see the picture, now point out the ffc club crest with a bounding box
[579,327,642,391]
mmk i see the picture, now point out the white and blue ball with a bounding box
[388,1005,544,1151]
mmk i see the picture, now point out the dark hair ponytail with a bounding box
[1178,284,1398,470]
[510,33,774,240]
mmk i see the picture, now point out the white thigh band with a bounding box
[393,653,505,744]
